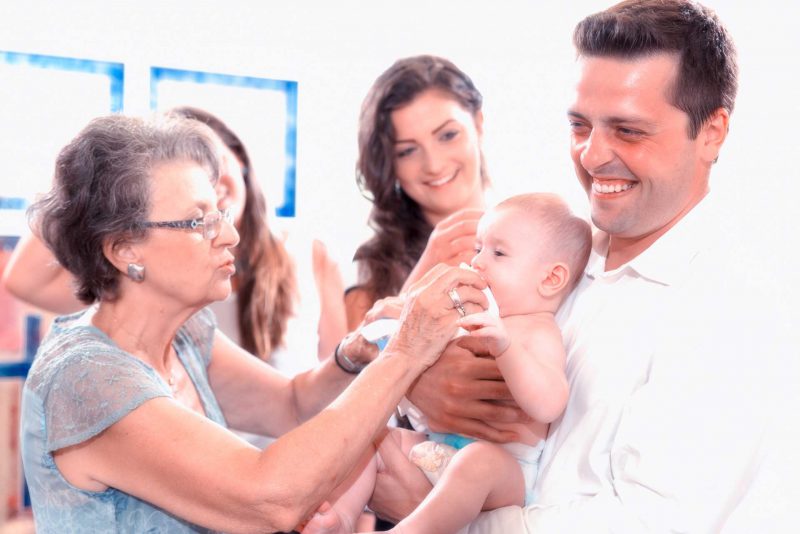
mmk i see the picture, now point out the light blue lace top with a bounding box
[21,307,227,533]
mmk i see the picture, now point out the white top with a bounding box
[269,230,322,377]
[464,195,795,533]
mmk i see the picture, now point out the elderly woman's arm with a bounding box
[53,264,486,533]
[208,327,376,438]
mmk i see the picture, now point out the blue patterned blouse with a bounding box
[21,307,227,533]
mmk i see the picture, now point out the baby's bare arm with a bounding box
[497,314,568,423]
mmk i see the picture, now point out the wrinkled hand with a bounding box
[458,311,510,358]
[407,337,528,442]
[387,264,486,370]
[402,208,483,291]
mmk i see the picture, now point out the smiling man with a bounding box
[460,1,785,530]
[367,0,790,531]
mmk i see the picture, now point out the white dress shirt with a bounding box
[465,195,796,533]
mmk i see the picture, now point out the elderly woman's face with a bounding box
[390,88,485,226]
[141,160,239,306]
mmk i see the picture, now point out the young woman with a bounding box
[346,55,490,328]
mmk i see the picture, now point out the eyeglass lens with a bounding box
[203,208,233,240]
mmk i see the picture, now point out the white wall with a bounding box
[1,0,798,278]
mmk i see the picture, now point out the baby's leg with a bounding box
[302,447,378,534]
[392,441,525,534]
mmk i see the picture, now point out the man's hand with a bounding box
[368,429,431,524]
[406,338,528,442]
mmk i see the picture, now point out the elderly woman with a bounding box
[20,114,486,533]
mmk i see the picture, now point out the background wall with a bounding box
[1,0,797,277]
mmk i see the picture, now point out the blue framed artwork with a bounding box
[150,67,298,217]
[0,51,124,235]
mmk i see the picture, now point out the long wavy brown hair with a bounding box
[354,55,488,302]
[171,107,297,359]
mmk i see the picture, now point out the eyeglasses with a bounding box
[140,206,234,240]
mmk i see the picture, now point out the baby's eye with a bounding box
[493,249,505,257]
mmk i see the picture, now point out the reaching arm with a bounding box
[312,238,349,360]
[344,285,375,331]
[54,264,487,533]
[2,232,83,313]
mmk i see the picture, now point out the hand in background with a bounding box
[402,208,483,291]
[312,239,348,360]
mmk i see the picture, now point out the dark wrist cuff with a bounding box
[334,340,365,374]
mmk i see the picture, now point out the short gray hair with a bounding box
[31,113,220,303]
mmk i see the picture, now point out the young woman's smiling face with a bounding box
[391,89,485,226]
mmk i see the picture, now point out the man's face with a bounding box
[568,54,709,239]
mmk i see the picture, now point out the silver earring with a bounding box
[127,263,145,282]
[394,181,402,196]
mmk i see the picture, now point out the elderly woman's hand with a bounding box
[387,263,487,370]
[335,295,406,368]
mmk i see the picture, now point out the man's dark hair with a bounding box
[574,0,737,138]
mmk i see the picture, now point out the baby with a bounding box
[304,193,591,534]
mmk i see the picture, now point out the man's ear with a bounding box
[102,238,141,276]
[700,107,730,164]
[539,263,570,297]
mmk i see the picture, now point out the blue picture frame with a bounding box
[150,67,298,217]
[0,50,124,112]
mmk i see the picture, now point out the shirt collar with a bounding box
[586,195,722,286]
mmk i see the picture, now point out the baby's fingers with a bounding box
[458,311,498,330]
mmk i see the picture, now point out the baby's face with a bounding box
[470,207,551,316]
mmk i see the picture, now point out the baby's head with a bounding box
[471,193,591,316]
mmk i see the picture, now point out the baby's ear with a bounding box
[539,262,570,297]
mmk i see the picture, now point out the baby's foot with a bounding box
[300,501,351,534]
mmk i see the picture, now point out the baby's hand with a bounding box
[458,311,510,358]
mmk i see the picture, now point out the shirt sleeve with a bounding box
[43,347,169,452]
